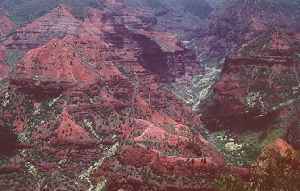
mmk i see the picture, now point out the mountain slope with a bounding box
[197,0,300,63]
[0,3,225,190]
[4,5,81,50]
[0,1,299,190]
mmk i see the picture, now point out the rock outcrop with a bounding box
[55,110,96,145]
[4,5,81,50]
[3,1,299,190]
[203,30,300,137]
[94,118,224,190]
[0,3,220,191]
[10,36,103,98]
[197,0,300,63]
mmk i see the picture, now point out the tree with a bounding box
[215,146,300,191]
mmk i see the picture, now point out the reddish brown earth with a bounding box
[0,3,226,191]
[55,110,97,145]
[1,1,299,190]
[203,30,300,145]
[11,37,100,93]
[4,5,81,50]
[196,0,300,63]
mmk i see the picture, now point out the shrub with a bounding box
[215,148,300,191]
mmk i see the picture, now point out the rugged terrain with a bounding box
[0,0,300,191]
[0,1,222,190]
[199,0,300,169]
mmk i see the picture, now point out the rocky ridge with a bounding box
[0,2,226,191]
[0,0,300,190]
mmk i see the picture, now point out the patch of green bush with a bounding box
[210,128,286,166]
[215,148,300,191]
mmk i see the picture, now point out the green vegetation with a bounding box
[260,128,286,146]
[211,131,261,165]
[210,128,286,166]
[215,175,253,191]
[215,148,300,191]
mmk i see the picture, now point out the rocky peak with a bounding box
[3,1,297,190]
[4,4,81,49]
[203,29,300,131]
[55,110,96,145]
[198,0,300,63]
[10,37,100,98]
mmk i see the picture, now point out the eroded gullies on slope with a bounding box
[0,0,300,190]
[0,2,222,190]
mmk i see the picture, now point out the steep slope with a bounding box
[3,0,299,190]
[10,37,101,97]
[124,0,213,39]
[4,5,81,50]
[197,0,300,63]
[0,3,227,191]
[0,0,102,25]
[203,30,300,150]
[188,4,300,167]
[0,0,213,39]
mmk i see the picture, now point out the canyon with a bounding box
[0,0,300,191]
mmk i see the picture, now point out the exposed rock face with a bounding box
[0,0,106,24]
[55,110,96,145]
[92,13,202,88]
[4,1,299,190]
[95,119,224,190]
[4,5,81,49]
[265,138,296,158]
[203,31,300,134]
[124,0,213,38]
[0,3,222,191]
[254,138,300,185]
[10,36,102,97]
[197,0,300,63]
[128,31,199,80]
